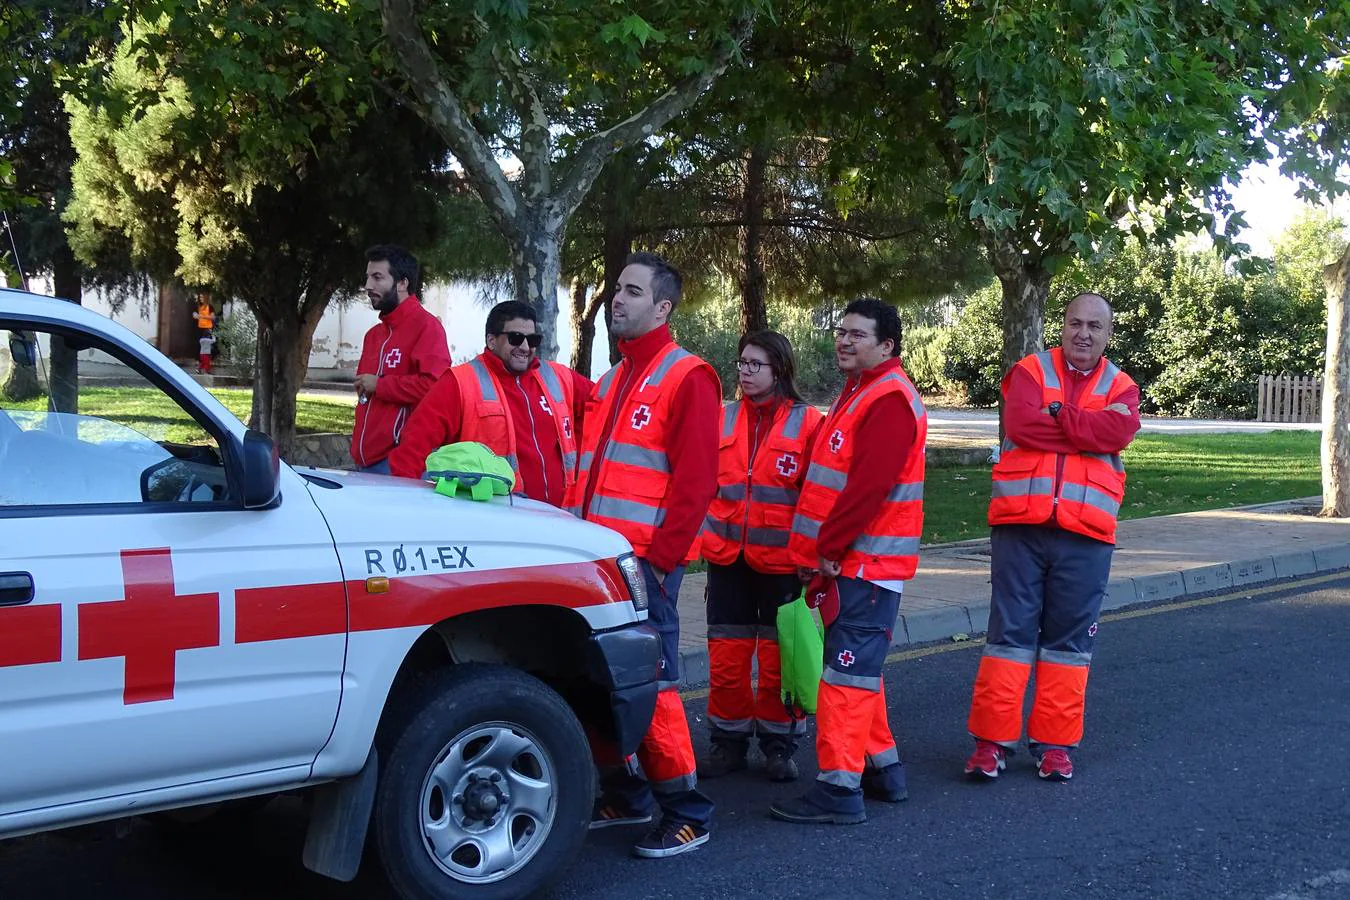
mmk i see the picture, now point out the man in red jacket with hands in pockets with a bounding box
[350,244,450,473]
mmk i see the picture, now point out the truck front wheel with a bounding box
[374,664,595,900]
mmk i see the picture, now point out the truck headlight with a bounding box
[615,553,648,611]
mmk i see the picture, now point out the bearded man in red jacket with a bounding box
[350,245,450,473]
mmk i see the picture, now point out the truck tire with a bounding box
[374,664,595,900]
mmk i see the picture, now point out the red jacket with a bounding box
[578,324,721,572]
[350,297,450,468]
[389,352,592,507]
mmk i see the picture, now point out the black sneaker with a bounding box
[769,794,866,825]
[589,799,654,831]
[697,742,748,778]
[631,820,710,858]
[764,750,799,783]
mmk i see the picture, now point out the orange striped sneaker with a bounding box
[632,820,710,858]
[590,799,654,830]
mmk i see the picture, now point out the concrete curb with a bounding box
[674,540,1350,689]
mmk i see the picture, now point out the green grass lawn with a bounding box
[6,386,354,443]
[922,431,1321,544]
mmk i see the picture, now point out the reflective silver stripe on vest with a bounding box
[1034,351,1061,391]
[603,440,671,474]
[1083,451,1126,473]
[747,527,791,548]
[537,361,567,404]
[888,482,923,503]
[590,495,665,527]
[866,746,900,769]
[853,534,920,557]
[650,773,698,795]
[781,403,809,440]
[561,451,577,472]
[578,451,593,472]
[991,476,1054,498]
[792,513,822,538]
[595,365,621,400]
[1059,481,1121,517]
[818,769,862,790]
[468,357,499,402]
[722,401,739,438]
[752,485,798,505]
[564,504,582,517]
[1092,359,1120,397]
[1039,648,1093,666]
[804,463,847,491]
[982,643,1036,664]
[823,668,882,692]
[894,371,928,420]
[708,714,754,734]
[647,346,693,387]
[717,483,748,501]
[845,372,903,415]
[704,516,742,542]
[708,624,759,640]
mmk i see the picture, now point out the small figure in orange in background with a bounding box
[194,296,216,331]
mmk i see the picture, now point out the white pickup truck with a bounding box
[0,288,661,899]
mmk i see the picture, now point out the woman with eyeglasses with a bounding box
[389,300,593,506]
[699,330,824,783]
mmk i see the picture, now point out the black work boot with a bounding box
[764,747,799,783]
[697,741,748,778]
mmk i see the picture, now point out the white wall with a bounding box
[6,276,613,380]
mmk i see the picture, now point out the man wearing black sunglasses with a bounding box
[389,301,592,507]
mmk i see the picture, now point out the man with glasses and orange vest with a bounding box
[565,252,721,858]
[699,330,823,784]
[770,297,926,826]
[964,292,1140,783]
[389,300,591,506]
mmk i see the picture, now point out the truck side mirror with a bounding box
[242,429,281,509]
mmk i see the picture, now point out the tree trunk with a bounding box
[247,299,326,459]
[47,247,81,414]
[568,278,605,377]
[994,260,1052,376]
[512,214,564,361]
[738,140,770,336]
[1320,245,1350,517]
[1,331,41,401]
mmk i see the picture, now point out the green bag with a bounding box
[423,442,516,502]
[777,590,824,717]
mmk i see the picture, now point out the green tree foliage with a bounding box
[66,24,448,454]
[860,1,1350,382]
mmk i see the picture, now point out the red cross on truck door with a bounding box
[0,481,347,820]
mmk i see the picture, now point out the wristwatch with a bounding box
[1048,401,1062,419]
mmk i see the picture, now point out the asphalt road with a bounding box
[3,574,1349,900]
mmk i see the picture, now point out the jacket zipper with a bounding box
[515,374,550,501]
[357,322,394,467]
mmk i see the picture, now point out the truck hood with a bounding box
[297,467,634,566]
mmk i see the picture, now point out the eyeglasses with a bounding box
[834,327,874,343]
[735,358,766,374]
[495,331,542,349]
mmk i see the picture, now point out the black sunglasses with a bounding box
[495,331,542,348]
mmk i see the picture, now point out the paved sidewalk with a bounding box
[672,497,1350,687]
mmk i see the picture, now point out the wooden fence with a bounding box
[1256,374,1323,423]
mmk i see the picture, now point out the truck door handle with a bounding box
[0,572,35,607]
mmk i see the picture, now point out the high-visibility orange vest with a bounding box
[564,343,718,563]
[789,364,928,581]
[703,398,824,574]
[451,355,579,490]
[988,347,1136,544]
